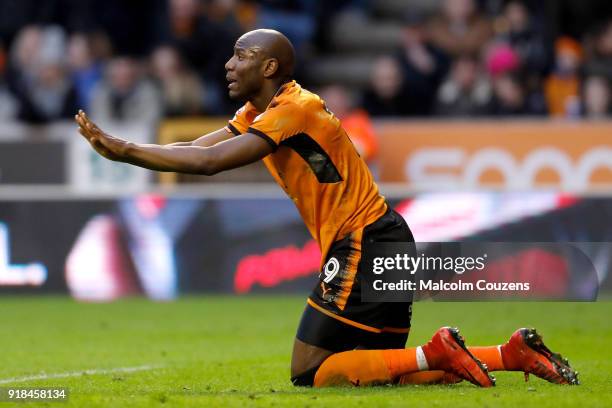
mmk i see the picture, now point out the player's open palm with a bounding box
[75,110,129,162]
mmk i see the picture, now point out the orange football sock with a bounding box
[397,371,447,385]
[313,350,392,387]
[468,346,505,371]
[313,348,428,387]
[381,348,426,377]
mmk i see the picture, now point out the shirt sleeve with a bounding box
[226,104,252,136]
[246,103,304,151]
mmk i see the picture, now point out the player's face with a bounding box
[225,41,265,101]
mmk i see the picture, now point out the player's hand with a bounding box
[75,110,130,162]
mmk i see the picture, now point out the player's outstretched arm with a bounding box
[75,110,273,175]
[166,128,235,147]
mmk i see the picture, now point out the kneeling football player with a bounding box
[75,29,579,388]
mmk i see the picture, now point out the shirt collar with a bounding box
[248,80,296,113]
[274,80,296,98]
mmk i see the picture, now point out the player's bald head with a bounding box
[235,29,296,80]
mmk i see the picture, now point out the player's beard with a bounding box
[230,75,264,102]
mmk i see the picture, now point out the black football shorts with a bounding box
[297,207,414,352]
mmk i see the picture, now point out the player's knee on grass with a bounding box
[290,365,321,387]
[290,337,334,386]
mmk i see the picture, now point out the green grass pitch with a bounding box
[0,296,610,407]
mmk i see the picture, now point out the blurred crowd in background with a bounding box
[0,0,611,129]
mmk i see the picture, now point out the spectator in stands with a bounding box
[67,33,104,111]
[7,25,40,76]
[6,26,39,117]
[494,1,549,116]
[584,19,612,82]
[150,45,206,116]
[159,0,238,80]
[8,25,78,123]
[90,0,162,57]
[582,75,611,118]
[155,0,240,114]
[363,56,409,117]
[487,73,529,116]
[319,85,378,163]
[484,42,547,115]
[90,56,162,124]
[544,37,582,117]
[495,1,550,75]
[396,11,450,116]
[161,0,207,68]
[0,41,19,120]
[484,42,520,77]
[254,0,315,55]
[426,0,493,59]
[435,55,491,117]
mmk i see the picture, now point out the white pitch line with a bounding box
[0,364,162,385]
